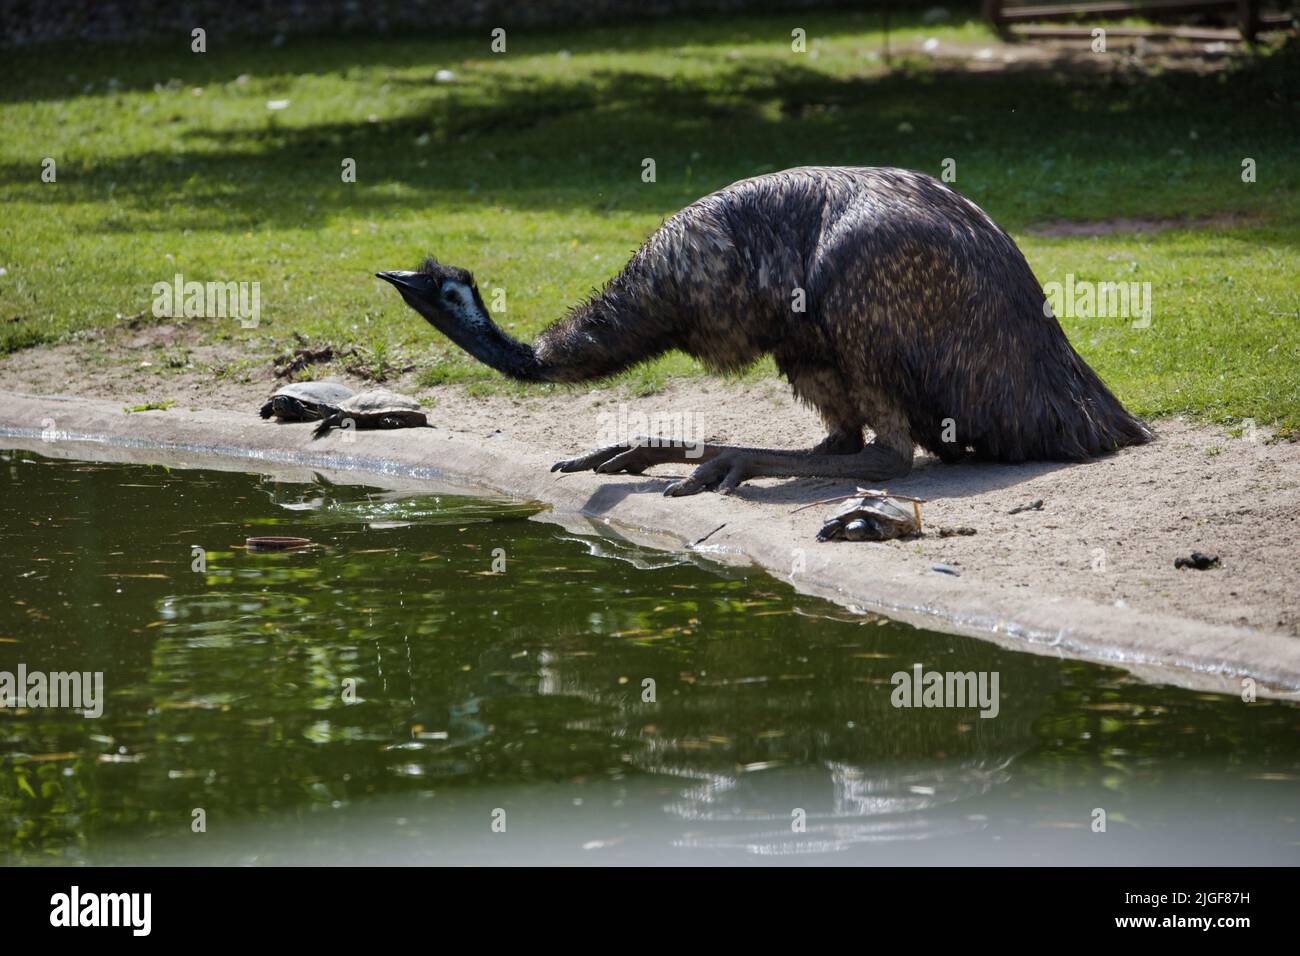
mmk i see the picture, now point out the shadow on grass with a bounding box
[0,9,923,106]
[6,46,1299,237]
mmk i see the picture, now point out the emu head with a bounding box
[377,256,490,335]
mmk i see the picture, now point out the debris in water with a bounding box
[1174,551,1220,571]
[245,536,313,552]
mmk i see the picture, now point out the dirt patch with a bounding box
[469,387,1300,640]
[0,325,325,412]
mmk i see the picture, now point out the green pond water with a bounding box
[2,446,1298,866]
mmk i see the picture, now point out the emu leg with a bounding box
[551,434,911,497]
[811,426,865,455]
[551,427,863,476]
[661,441,912,497]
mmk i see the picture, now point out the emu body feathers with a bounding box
[384,166,1151,487]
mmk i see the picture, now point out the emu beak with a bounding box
[376,270,441,299]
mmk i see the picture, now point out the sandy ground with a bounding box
[356,388,1300,639]
[3,330,1298,653]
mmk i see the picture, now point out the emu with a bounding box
[378,166,1151,496]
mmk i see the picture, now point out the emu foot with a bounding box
[551,442,650,476]
[551,439,712,476]
[663,452,753,497]
[551,437,911,497]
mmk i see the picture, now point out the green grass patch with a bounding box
[1,11,1297,426]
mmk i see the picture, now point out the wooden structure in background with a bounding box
[981,0,1294,43]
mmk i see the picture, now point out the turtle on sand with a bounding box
[260,382,356,422]
[311,389,429,439]
[816,494,921,542]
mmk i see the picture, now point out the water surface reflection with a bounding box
[2,449,1298,865]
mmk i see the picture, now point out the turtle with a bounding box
[311,389,429,438]
[260,382,356,422]
[816,495,921,542]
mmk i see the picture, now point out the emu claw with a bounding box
[663,454,751,497]
[551,442,647,475]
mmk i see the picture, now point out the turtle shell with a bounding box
[312,389,428,438]
[816,496,920,542]
[337,389,423,415]
[260,381,355,421]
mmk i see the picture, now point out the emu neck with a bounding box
[435,304,544,382]
[529,288,674,383]
[434,274,675,384]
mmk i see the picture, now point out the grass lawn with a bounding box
[1,10,1297,428]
